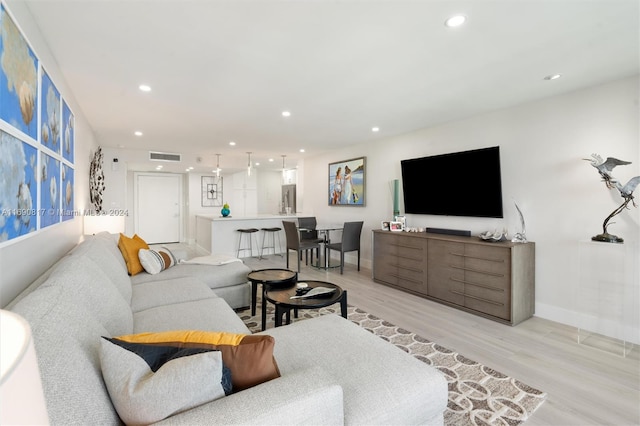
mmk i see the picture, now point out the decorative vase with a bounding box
[221,206,230,217]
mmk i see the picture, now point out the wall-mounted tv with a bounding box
[400,146,503,218]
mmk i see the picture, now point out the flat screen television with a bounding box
[400,146,504,218]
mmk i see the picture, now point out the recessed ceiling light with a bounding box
[299,149,305,153]
[282,111,291,117]
[139,84,151,92]
[268,158,274,162]
[445,15,466,27]
[372,127,380,132]
[544,74,562,80]
[255,162,260,166]
[229,141,236,146]
[134,131,143,136]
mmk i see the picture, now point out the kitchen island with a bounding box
[196,214,301,257]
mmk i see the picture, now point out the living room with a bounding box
[1,1,638,425]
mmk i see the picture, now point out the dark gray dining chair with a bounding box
[282,220,321,272]
[326,221,364,274]
[297,217,323,263]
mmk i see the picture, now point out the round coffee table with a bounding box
[247,268,297,331]
[264,280,347,327]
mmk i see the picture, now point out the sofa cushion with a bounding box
[130,262,250,290]
[69,234,133,303]
[40,255,133,336]
[133,298,250,335]
[130,277,218,313]
[10,285,121,425]
[115,330,280,391]
[261,314,448,425]
[100,338,229,425]
[138,247,178,275]
[118,233,149,275]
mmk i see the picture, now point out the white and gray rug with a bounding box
[239,300,547,426]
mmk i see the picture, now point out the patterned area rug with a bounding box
[239,299,547,426]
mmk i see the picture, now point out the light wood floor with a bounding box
[181,245,640,425]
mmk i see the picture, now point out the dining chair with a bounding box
[282,221,321,272]
[297,217,323,263]
[326,221,364,274]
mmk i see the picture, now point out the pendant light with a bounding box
[281,155,287,179]
[215,154,221,177]
[247,152,252,176]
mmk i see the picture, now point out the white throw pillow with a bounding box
[138,247,177,274]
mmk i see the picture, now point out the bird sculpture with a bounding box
[583,154,631,188]
[585,153,640,243]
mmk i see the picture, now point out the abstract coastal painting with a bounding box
[0,129,38,241]
[40,151,60,228]
[0,4,39,140]
[40,69,61,153]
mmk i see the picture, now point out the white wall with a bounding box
[0,1,98,307]
[302,76,639,335]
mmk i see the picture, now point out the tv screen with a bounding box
[400,146,503,218]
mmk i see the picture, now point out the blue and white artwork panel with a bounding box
[40,69,61,153]
[39,151,61,228]
[62,99,74,163]
[0,4,39,140]
[0,129,38,241]
[61,163,74,221]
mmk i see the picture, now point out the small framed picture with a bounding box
[394,215,406,229]
[390,221,403,232]
[381,221,390,231]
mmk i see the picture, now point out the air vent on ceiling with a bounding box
[149,151,181,162]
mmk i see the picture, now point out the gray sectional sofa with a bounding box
[6,232,447,425]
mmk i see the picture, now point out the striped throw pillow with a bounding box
[138,247,177,275]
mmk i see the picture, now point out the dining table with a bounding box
[300,223,343,269]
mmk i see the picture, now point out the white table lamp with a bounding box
[0,310,49,425]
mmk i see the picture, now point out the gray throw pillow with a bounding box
[99,338,227,425]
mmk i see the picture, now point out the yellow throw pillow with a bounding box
[117,234,149,276]
[115,330,280,391]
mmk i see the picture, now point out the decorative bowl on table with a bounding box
[479,230,508,242]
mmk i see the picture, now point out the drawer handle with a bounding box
[450,290,504,306]
[450,265,504,278]
[450,277,504,292]
[448,252,505,263]
[389,263,423,273]
[396,254,424,262]
[390,243,423,250]
[388,273,422,284]
[464,254,505,263]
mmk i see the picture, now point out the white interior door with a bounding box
[134,173,182,244]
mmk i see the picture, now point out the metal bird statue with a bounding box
[583,154,631,188]
[585,153,640,243]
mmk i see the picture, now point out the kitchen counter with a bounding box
[196,214,302,257]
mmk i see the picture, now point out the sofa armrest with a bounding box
[155,367,344,425]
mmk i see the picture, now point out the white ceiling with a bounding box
[22,0,639,173]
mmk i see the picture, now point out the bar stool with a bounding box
[259,227,283,259]
[236,228,259,258]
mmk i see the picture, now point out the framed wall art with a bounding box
[328,156,365,206]
[202,176,223,207]
[0,4,39,140]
